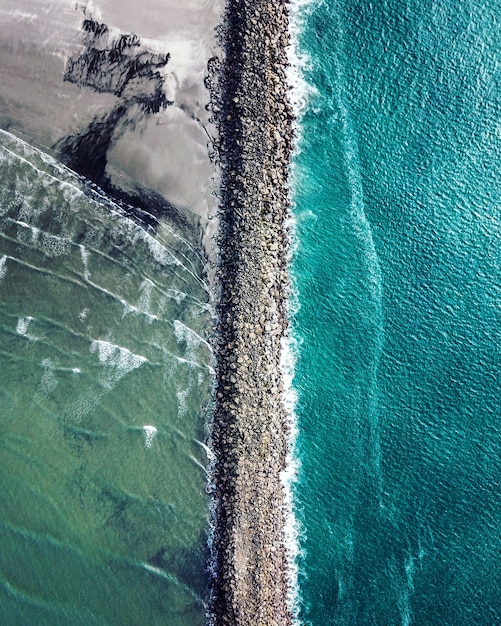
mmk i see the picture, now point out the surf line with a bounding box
[207,1,296,624]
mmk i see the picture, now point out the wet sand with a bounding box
[0,0,223,247]
[209,0,294,624]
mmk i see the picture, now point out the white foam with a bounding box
[143,424,158,448]
[16,219,72,258]
[175,355,207,370]
[67,393,102,423]
[40,231,72,257]
[77,0,102,21]
[287,0,318,126]
[189,453,210,475]
[176,387,188,418]
[0,134,86,207]
[40,358,58,394]
[280,3,317,619]
[194,438,215,462]
[15,221,40,245]
[90,339,147,389]
[83,276,158,323]
[16,316,36,339]
[80,245,91,280]
[134,225,210,294]
[0,255,7,281]
[140,562,170,580]
[134,228,181,267]
[5,10,38,22]
[397,552,416,626]
[78,308,89,322]
[279,331,302,622]
[173,319,210,350]
[137,278,154,315]
[165,288,187,305]
[172,322,214,371]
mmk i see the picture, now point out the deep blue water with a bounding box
[292,0,501,623]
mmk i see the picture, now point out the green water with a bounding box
[0,130,213,625]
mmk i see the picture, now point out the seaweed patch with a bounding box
[65,18,170,99]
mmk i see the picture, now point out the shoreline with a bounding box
[208,1,295,624]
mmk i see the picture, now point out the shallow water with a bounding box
[0,129,214,624]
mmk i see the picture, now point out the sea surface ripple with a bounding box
[291,0,501,624]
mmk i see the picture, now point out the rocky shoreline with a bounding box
[208,0,294,624]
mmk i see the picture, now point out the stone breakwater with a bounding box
[208,0,294,624]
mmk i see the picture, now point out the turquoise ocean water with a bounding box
[292,0,501,624]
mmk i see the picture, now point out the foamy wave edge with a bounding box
[283,0,317,622]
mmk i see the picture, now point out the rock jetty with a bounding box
[208,0,294,624]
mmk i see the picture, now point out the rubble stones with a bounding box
[208,1,294,625]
